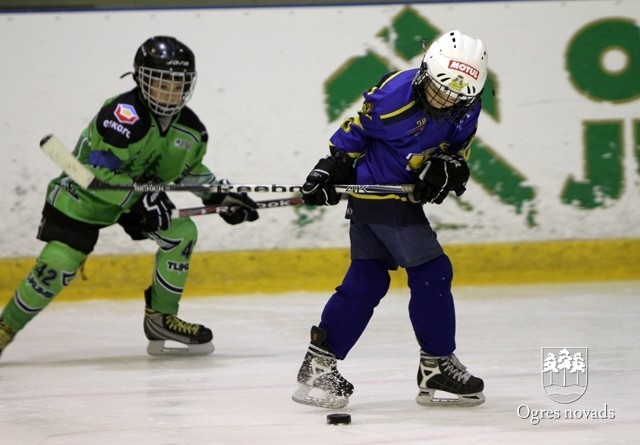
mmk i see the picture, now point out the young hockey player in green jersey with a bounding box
[0,36,259,358]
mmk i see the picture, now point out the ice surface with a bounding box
[1,281,638,444]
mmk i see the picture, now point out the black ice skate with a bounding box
[416,351,485,407]
[292,325,354,409]
[143,288,214,356]
[0,317,18,358]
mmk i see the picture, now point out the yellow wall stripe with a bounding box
[1,238,638,303]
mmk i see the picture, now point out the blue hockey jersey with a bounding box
[329,69,481,224]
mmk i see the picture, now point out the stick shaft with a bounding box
[174,196,304,218]
[39,134,414,194]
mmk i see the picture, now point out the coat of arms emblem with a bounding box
[542,347,588,403]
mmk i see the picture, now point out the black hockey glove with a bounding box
[132,191,175,232]
[204,192,259,225]
[301,154,353,206]
[410,153,470,205]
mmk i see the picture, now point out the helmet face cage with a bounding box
[412,69,478,122]
[412,30,487,122]
[133,36,197,117]
[137,67,196,116]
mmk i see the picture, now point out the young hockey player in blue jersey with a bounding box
[0,36,259,359]
[292,30,488,408]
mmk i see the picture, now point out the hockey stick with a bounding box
[37,135,306,217]
[174,196,304,218]
[39,135,414,194]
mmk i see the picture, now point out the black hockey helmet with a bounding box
[133,36,197,116]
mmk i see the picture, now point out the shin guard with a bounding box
[407,254,456,357]
[2,241,86,330]
[319,259,391,359]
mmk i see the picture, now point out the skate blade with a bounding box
[416,389,485,407]
[146,340,214,356]
[292,384,349,409]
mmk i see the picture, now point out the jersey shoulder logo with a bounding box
[114,103,140,125]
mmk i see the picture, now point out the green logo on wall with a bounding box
[563,18,640,208]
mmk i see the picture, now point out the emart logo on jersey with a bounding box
[515,347,616,425]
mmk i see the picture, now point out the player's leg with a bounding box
[368,222,484,406]
[293,259,390,408]
[292,325,355,409]
[362,222,455,356]
[1,203,98,358]
[407,254,484,406]
[1,241,86,357]
[319,259,391,359]
[142,217,213,356]
[293,223,393,408]
[407,254,457,356]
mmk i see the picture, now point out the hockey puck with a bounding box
[327,413,351,425]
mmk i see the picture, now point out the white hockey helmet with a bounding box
[412,30,488,121]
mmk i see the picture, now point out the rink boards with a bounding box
[1,238,638,301]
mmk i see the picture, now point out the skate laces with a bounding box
[307,345,339,375]
[309,344,335,360]
[306,346,350,384]
[441,354,471,383]
[164,314,200,336]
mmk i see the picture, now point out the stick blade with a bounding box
[39,134,95,189]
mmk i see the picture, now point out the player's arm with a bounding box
[300,100,374,206]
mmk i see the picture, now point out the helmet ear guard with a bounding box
[412,30,488,121]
